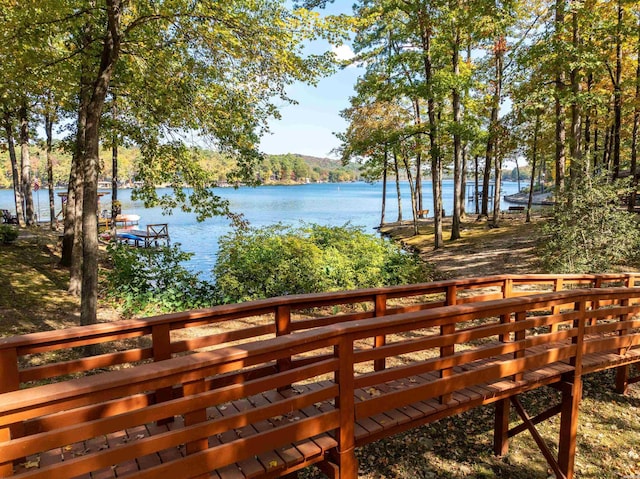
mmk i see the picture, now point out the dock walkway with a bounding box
[1,274,639,479]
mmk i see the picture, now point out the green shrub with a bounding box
[103,242,216,316]
[213,223,434,303]
[0,225,18,244]
[540,175,640,273]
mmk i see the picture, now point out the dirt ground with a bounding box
[379,213,545,279]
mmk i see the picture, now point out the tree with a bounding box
[3,0,339,326]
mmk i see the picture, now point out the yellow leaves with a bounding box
[268,460,279,469]
[367,387,381,396]
[22,458,39,469]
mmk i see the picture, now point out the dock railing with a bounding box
[0,274,637,396]
[1,285,640,478]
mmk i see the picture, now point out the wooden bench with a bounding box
[416,209,429,217]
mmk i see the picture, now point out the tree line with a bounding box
[328,0,640,239]
[0,148,359,189]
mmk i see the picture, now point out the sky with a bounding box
[258,4,361,160]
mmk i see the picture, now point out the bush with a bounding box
[213,223,434,303]
[0,225,18,244]
[103,242,216,316]
[540,175,640,273]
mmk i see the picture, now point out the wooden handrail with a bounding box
[1,287,640,478]
[0,274,638,396]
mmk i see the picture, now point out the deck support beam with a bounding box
[558,378,582,479]
[493,398,510,456]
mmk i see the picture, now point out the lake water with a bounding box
[1,180,521,279]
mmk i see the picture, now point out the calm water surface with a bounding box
[1,181,520,279]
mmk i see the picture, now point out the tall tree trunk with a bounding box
[555,0,567,191]
[412,98,424,215]
[381,147,388,226]
[81,0,122,327]
[45,108,56,230]
[481,156,491,216]
[460,146,467,219]
[490,37,505,225]
[527,112,541,223]
[612,0,623,178]
[111,93,119,222]
[19,104,35,226]
[69,156,84,296]
[474,155,480,215]
[418,8,443,248]
[584,72,593,174]
[451,22,462,241]
[484,37,505,218]
[3,112,25,226]
[394,153,402,222]
[400,151,419,236]
[460,42,472,219]
[569,4,582,180]
[629,13,640,211]
[492,141,503,225]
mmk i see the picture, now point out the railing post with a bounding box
[513,311,526,382]
[557,378,583,479]
[591,277,602,316]
[557,300,586,479]
[571,300,586,375]
[183,378,209,478]
[503,278,513,299]
[152,323,174,423]
[446,285,457,306]
[276,306,292,378]
[616,298,630,394]
[439,286,457,404]
[0,348,25,449]
[373,294,387,372]
[333,336,357,478]
[550,278,564,332]
[493,398,510,456]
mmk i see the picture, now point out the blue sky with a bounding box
[259,3,361,159]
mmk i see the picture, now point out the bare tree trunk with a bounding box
[629,12,640,211]
[81,0,122,327]
[612,0,623,178]
[489,36,505,225]
[19,104,35,226]
[474,155,480,215]
[481,156,491,216]
[400,151,419,236]
[381,148,388,226]
[451,22,462,241]
[418,8,442,248]
[3,112,25,226]
[45,109,56,230]
[527,112,541,223]
[394,153,402,222]
[69,157,84,296]
[492,138,503,225]
[555,0,567,191]
[584,72,593,174]
[460,146,467,219]
[111,93,119,222]
[569,3,582,180]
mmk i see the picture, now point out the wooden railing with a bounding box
[1,285,640,478]
[0,274,637,395]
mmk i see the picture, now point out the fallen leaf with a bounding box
[23,459,39,469]
[268,460,278,469]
